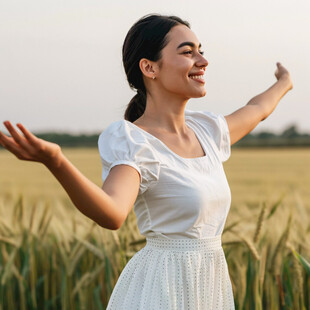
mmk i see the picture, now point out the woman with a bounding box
[0,14,292,310]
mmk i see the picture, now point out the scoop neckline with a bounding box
[123,116,207,161]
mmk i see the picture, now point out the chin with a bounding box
[191,90,207,98]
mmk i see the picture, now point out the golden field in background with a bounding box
[0,147,309,309]
[0,147,309,210]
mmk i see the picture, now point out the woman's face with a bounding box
[156,25,208,99]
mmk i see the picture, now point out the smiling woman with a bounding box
[98,14,237,309]
[0,12,293,310]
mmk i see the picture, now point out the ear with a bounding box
[139,58,157,79]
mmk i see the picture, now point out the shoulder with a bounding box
[98,119,158,161]
[185,109,227,133]
[99,120,122,138]
[185,109,231,162]
[185,109,222,121]
[98,120,151,148]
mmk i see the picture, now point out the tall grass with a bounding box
[0,192,309,309]
[224,195,310,309]
[1,148,309,309]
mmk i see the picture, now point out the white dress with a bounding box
[98,109,235,309]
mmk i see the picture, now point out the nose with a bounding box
[196,54,208,69]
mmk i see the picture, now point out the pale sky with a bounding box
[1,0,309,134]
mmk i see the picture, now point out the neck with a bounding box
[139,92,190,135]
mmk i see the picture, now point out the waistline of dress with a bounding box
[145,235,222,252]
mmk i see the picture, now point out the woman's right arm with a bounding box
[0,121,140,230]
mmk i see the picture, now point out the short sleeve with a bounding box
[98,120,160,195]
[186,110,231,162]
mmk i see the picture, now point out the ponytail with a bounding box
[124,89,146,122]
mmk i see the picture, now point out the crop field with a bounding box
[0,147,309,309]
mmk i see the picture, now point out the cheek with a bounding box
[161,72,188,92]
[162,56,191,77]
[162,64,190,86]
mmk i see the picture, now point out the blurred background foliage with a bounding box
[1,124,309,148]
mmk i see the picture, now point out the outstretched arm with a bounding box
[225,62,293,145]
[0,122,140,230]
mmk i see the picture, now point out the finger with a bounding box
[0,130,19,148]
[0,130,25,155]
[3,121,31,149]
[0,130,35,161]
[0,130,15,145]
[276,62,282,67]
[3,121,24,143]
[16,123,39,145]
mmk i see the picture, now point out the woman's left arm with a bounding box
[225,62,293,145]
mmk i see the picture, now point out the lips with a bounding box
[188,70,205,77]
[188,70,205,85]
[189,75,205,84]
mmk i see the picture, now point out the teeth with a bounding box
[189,75,204,80]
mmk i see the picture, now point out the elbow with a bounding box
[260,101,276,121]
[97,219,121,230]
[112,216,126,230]
[108,219,123,230]
[96,196,131,230]
[261,106,270,121]
[96,213,125,231]
[247,100,270,122]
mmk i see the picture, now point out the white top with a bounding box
[98,109,231,239]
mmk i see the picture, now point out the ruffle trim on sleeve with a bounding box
[98,121,161,195]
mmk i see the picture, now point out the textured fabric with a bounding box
[98,109,235,309]
[107,236,234,310]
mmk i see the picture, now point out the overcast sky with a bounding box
[1,0,309,134]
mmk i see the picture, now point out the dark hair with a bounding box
[122,14,190,122]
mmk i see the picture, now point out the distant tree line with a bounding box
[234,125,310,148]
[35,125,310,148]
[0,125,309,148]
[35,133,99,147]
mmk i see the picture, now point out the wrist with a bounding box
[278,74,293,91]
[43,146,65,170]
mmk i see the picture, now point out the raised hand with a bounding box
[274,62,293,90]
[0,121,62,168]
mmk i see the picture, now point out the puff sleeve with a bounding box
[98,120,161,195]
[187,110,231,162]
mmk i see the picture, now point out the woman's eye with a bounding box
[183,51,205,55]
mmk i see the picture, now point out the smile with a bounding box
[189,75,205,84]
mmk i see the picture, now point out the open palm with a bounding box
[0,121,61,168]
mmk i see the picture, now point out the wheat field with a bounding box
[0,148,309,309]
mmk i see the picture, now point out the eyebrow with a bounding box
[176,41,202,50]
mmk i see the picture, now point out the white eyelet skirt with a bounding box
[106,235,235,310]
